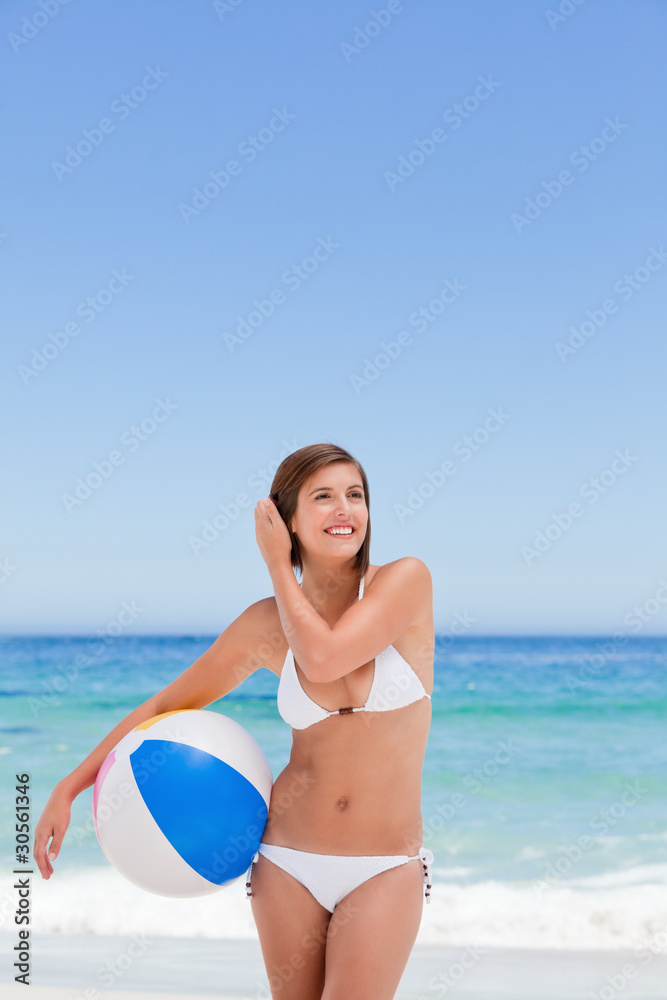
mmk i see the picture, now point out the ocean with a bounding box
[1,634,666,952]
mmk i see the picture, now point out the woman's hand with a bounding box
[33,783,73,879]
[254,497,292,570]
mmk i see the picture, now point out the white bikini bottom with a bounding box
[246,842,434,914]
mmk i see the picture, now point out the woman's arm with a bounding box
[33,599,275,878]
[254,499,429,685]
[269,557,431,685]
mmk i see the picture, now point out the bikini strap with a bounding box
[418,847,434,904]
[245,850,260,899]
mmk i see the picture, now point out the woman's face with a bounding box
[290,462,367,562]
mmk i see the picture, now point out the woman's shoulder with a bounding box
[241,597,288,678]
[368,560,434,681]
[366,557,432,589]
[366,559,433,639]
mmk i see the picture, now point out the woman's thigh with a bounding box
[249,853,332,999]
[321,857,424,1000]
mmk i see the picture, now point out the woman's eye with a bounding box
[315,492,363,500]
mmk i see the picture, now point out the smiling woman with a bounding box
[247,442,435,998]
[260,445,371,580]
[34,441,434,1000]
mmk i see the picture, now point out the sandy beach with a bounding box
[2,933,667,999]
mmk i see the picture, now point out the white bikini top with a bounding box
[277,573,431,730]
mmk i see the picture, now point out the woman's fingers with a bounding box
[46,826,66,868]
[33,797,70,879]
[33,825,52,878]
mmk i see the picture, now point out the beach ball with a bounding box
[92,709,273,898]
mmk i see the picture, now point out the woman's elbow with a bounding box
[298,651,329,684]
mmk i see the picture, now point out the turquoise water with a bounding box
[1,634,666,947]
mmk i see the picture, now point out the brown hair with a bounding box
[269,443,371,578]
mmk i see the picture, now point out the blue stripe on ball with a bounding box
[130,739,268,884]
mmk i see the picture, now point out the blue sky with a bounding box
[2,0,665,635]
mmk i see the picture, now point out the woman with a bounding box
[34,442,435,999]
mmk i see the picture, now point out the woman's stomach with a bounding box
[261,703,430,854]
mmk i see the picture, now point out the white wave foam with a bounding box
[420,872,667,949]
[564,863,667,889]
[437,866,476,878]
[517,845,546,861]
[3,864,667,950]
